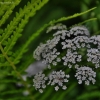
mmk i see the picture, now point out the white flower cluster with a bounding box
[34,43,46,60]
[33,35,61,69]
[69,26,90,36]
[61,40,75,49]
[89,36,100,49]
[62,50,82,68]
[87,48,100,68]
[75,66,96,85]
[33,24,100,93]
[48,70,69,91]
[33,71,48,93]
[33,70,69,93]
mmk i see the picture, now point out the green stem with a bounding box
[0,43,35,100]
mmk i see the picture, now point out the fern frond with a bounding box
[0,28,3,34]
[0,0,49,45]
[0,0,21,27]
[0,62,10,67]
[0,0,49,63]
[0,4,9,17]
[13,24,47,64]
[0,56,6,63]
[77,18,97,25]
[48,7,96,25]
[3,31,22,54]
[0,44,35,100]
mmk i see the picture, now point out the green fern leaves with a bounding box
[0,0,21,27]
[0,0,49,66]
[0,0,49,99]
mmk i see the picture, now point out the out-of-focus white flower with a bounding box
[22,90,29,96]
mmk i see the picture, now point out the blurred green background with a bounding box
[1,0,100,100]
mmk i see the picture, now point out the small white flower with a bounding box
[95,63,100,68]
[52,61,57,66]
[63,62,67,66]
[78,80,82,84]
[47,64,51,69]
[68,64,72,68]
[62,85,67,90]
[23,90,29,96]
[39,89,43,93]
[75,64,79,69]
[56,58,61,62]
[55,86,59,91]
[97,35,100,41]
[87,44,90,48]
[81,43,86,47]
[85,80,89,85]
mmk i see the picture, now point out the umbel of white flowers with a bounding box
[33,23,100,93]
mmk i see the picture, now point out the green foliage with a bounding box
[0,0,21,27]
[76,91,100,100]
[0,0,99,100]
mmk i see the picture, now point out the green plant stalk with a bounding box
[0,43,35,100]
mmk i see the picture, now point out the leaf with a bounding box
[76,91,100,100]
